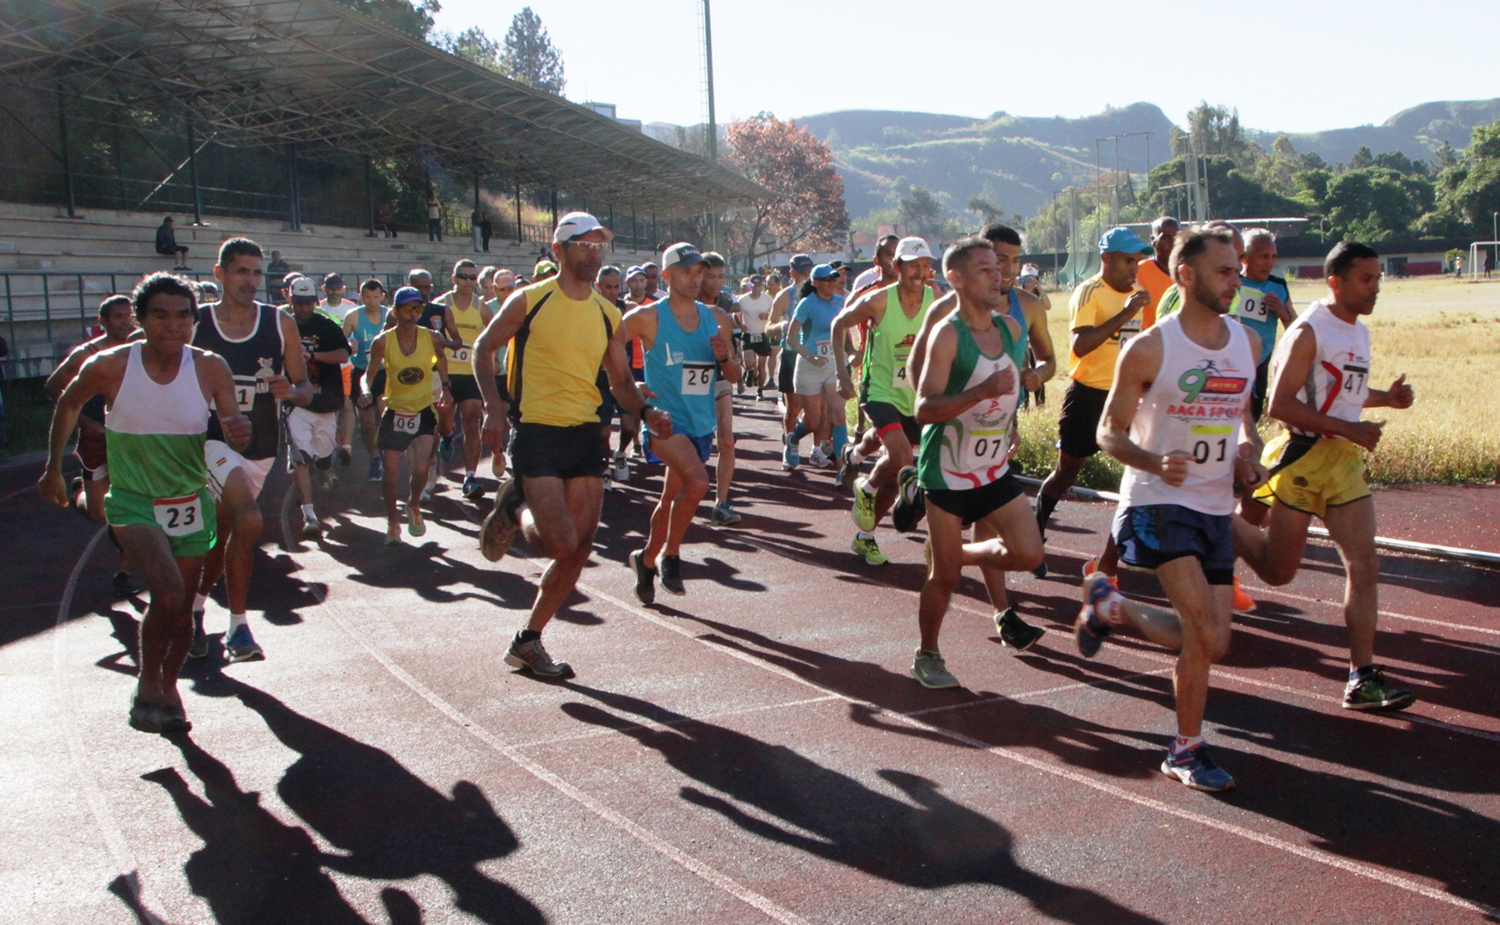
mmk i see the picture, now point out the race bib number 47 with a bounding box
[153,494,204,537]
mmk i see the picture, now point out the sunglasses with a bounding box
[454,273,478,281]
[567,240,608,252]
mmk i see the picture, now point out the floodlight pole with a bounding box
[703,0,719,253]
[186,118,204,225]
[364,156,376,237]
[515,182,523,244]
[56,87,77,218]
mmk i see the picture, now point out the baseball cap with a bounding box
[322,273,345,288]
[289,277,319,300]
[1020,263,1042,280]
[625,265,646,280]
[533,259,558,277]
[1099,227,1153,255]
[392,286,424,306]
[789,254,814,273]
[661,242,704,271]
[552,211,614,243]
[894,236,934,262]
[749,274,765,285]
[811,264,839,281]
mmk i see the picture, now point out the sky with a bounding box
[433,0,1498,135]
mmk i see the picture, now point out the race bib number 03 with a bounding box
[1237,291,1269,323]
[392,411,420,435]
[681,363,715,396]
[153,493,203,537]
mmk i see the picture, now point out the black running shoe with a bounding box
[891,466,926,533]
[995,608,1045,652]
[629,550,656,605]
[659,554,685,595]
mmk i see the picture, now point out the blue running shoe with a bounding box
[225,625,265,664]
[1074,573,1123,658]
[1160,743,1236,792]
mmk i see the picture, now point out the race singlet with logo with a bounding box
[1279,299,1371,439]
[916,316,1021,491]
[193,302,284,460]
[644,301,719,438]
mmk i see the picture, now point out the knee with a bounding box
[1014,539,1045,572]
[685,470,710,498]
[889,442,914,469]
[536,531,578,561]
[926,563,961,593]
[719,432,735,454]
[235,506,263,537]
[1261,561,1297,587]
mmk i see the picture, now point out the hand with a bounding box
[1262,291,1289,322]
[38,470,67,507]
[356,394,372,409]
[1386,373,1413,409]
[809,355,826,368]
[1021,367,1041,393]
[979,365,1016,398]
[1234,455,1268,491]
[266,374,292,401]
[836,373,855,401]
[638,385,657,400]
[1344,419,1384,451]
[1158,450,1190,487]
[1125,290,1150,316]
[482,409,506,453]
[644,407,673,439]
[222,412,253,448]
[709,333,730,362]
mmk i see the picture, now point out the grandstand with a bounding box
[0,0,764,377]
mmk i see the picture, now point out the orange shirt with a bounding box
[1135,257,1173,330]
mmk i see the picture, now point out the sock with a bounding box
[855,477,871,495]
[791,420,809,443]
[1349,665,1374,684]
[193,593,208,615]
[856,530,874,540]
[465,470,475,481]
[1171,734,1205,756]
[849,447,866,465]
[228,612,247,633]
[517,628,541,643]
[1035,493,1060,532]
[832,424,848,457]
[301,503,316,518]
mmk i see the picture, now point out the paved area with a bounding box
[4,399,1498,924]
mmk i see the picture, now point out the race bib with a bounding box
[817,340,832,358]
[232,375,259,411]
[682,362,715,396]
[452,346,473,365]
[1188,424,1234,467]
[893,363,914,391]
[748,333,766,345]
[1237,291,1269,322]
[392,411,420,435]
[960,428,1011,472]
[1118,318,1143,344]
[153,493,203,537]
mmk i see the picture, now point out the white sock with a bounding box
[228,612,248,633]
[465,470,475,480]
[1171,734,1204,755]
[302,503,316,518]
[193,593,208,614]
[849,448,866,465]
[856,530,874,540]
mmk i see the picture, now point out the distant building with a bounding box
[585,101,642,133]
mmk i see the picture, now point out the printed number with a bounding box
[817,340,832,357]
[153,495,203,537]
[233,376,256,411]
[1239,293,1268,321]
[961,429,1011,471]
[682,364,714,395]
[970,437,1007,461]
[1343,371,1367,394]
[392,412,420,435]
[452,346,472,365]
[893,364,913,390]
[1192,439,1229,465]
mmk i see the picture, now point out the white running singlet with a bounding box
[1273,298,1370,438]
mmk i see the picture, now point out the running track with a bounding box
[4,399,1498,924]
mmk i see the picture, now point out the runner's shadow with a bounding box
[560,683,1162,923]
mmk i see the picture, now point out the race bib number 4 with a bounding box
[392,411,421,435]
[682,363,715,396]
[893,363,913,391]
[153,493,204,537]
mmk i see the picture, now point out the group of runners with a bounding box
[40,210,1419,795]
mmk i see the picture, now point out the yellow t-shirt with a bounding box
[381,327,438,414]
[1067,274,1144,391]
[507,277,622,427]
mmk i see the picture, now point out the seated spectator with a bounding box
[154,216,189,270]
[266,249,291,302]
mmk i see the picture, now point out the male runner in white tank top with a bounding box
[1085,228,1266,791]
[1232,241,1416,713]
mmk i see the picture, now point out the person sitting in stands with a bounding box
[155,216,189,271]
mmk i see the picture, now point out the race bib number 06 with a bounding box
[682,363,715,396]
[392,411,421,435]
[153,493,203,537]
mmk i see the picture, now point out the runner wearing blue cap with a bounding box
[766,254,814,467]
[786,264,849,470]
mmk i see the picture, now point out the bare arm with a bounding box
[608,307,672,436]
[1096,332,1184,483]
[45,341,95,399]
[198,350,252,449]
[1018,289,1056,390]
[1266,326,1384,450]
[276,312,313,406]
[429,330,451,407]
[39,353,122,503]
[1071,289,1149,358]
[906,291,958,387]
[475,290,530,417]
[1365,372,1413,410]
[710,307,741,384]
[360,333,386,409]
[831,288,885,384]
[914,324,1015,425]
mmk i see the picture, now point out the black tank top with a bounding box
[193,302,285,460]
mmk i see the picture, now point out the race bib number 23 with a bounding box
[153,494,203,537]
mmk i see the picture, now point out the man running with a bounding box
[343,278,389,480]
[1237,228,1296,421]
[40,273,250,733]
[474,212,669,679]
[437,259,495,499]
[767,254,815,455]
[736,274,775,401]
[831,236,936,566]
[1135,216,1179,329]
[1034,227,1153,579]
[284,278,351,537]
[698,251,744,526]
[1082,226,1264,791]
[850,234,900,294]
[190,238,312,663]
[365,286,450,544]
[785,264,848,469]
[1232,241,1416,712]
[623,242,739,600]
[909,238,1044,689]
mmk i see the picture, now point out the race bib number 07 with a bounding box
[153,494,203,537]
[961,429,1011,472]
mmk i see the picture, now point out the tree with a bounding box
[1321,168,1433,241]
[1182,102,1261,168]
[1347,146,1375,170]
[501,7,565,95]
[717,113,849,272]
[899,187,944,238]
[444,26,504,72]
[967,196,1004,225]
[333,0,439,39]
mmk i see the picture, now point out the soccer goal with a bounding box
[1467,241,1500,279]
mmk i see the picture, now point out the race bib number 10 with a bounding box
[153,493,203,537]
[451,346,473,365]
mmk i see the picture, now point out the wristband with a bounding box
[441,380,451,390]
[640,403,657,418]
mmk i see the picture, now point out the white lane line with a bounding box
[901,669,1175,720]
[309,589,811,925]
[572,578,1500,920]
[512,694,842,750]
[53,527,165,925]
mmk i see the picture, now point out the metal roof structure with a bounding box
[0,0,765,216]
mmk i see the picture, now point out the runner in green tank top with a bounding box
[832,237,937,566]
[906,239,1046,691]
[39,273,249,735]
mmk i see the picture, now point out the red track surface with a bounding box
[4,400,1497,924]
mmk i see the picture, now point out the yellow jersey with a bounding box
[507,277,622,427]
[440,289,486,375]
[1067,274,1144,391]
[381,327,438,414]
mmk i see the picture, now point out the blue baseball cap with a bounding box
[392,286,424,306]
[811,264,839,281]
[790,254,814,272]
[1099,227,1153,255]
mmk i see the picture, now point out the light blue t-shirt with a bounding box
[1238,275,1291,366]
[644,300,719,438]
[791,293,842,354]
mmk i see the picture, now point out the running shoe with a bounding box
[128,696,164,734]
[480,477,523,562]
[112,570,137,599]
[337,444,353,467]
[1074,573,1124,658]
[835,444,858,490]
[1031,559,1049,580]
[503,635,574,679]
[781,433,799,470]
[159,701,192,734]
[384,525,403,546]
[659,555,685,595]
[710,502,742,526]
[614,456,630,482]
[302,513,322,540]
[69,477,88,517]
[368,457,383,482]
[1342,666,1415,711]
[910,650,960,689]
[850,479,877,532]
[188,610,209,659]
[629,550,656,605]
[1232,575,1256,612]
[1081,558,1119,589]
[809,446,832,469]
[891,466,925,533]
[438,433,454,460]
[463,476,485,501]
[995,608,1045,652]
[602,472,613,492]
[851,534,888,566]
[225,625,265,664]
[1160,743,1236,792]
[408,510,426,537]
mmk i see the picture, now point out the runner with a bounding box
[767,254,815,464]
[45,294,140,596]
[1237,228,1297,421]
[40,273,250,733]
[190,238,311,664]
[342,278,389,481]
[623,242,739,599]
[697,252,745,526]
[908,238,1044,689]
[594,265,630,491]
[850,234,900,294]
[283,278,351,538]
[487,268,519,473]
[1083,226,1264,791]
[1135,216,1180,330]
[613,266,651,478]
[831,236,936,566]
[1034,227,1153,580]
[317,273,355,324]
[1232,241,1416,712]
[473,212,669,678]
[736,274,774,401]
[437,259,496,499]
[365,286,450,544]
[785,264,849,470]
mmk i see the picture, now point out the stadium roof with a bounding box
[0,0,765,216]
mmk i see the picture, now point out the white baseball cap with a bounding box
[552,211,614,244]
[288,277,319,300]
[894,236,934,262]
[661,242,705,271]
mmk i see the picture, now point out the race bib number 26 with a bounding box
[682,363,715,396]
[153,494,203,537]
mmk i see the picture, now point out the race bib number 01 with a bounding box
[451,346,473,365]
[1237,291,1269,322]
[961,429,1011,471]
[682,363,715,396]
[153,493,203,537]
[392,411,420,435]
[817,340,832,358]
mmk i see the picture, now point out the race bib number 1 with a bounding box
[153,494,203,537]
[233,376,257,411]
[452,346,473,365]
[682,363,714,396]
[392,411,420,435]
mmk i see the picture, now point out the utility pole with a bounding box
[701,0,720,253]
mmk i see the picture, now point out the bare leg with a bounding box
[642,435,710,565]
[408,435,434,525]
[1321,497,1380,670]
[516,475,603,632]
[714,394,735,507]
[1232,501,1312,586]
[293,463,314,508]
[200,468,261,615]
[918,505,965,652]
[865,430,915,526]
[1154,559,1235,738]
[459,399,483,474]
[381,448,403,529]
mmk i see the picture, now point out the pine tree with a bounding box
[501,7,565,95]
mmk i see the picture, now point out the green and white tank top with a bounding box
[917,315,1021,491]
[105,344,210,498]
[862,284,934,415]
